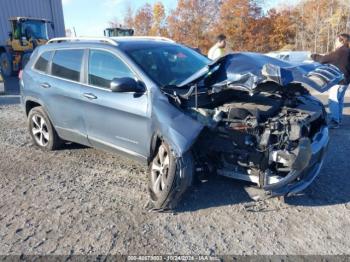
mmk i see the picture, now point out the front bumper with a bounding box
[264,125,329,197]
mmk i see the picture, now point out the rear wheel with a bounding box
[147,142,193,211]
[28,106,63,150]
[0,52,13,77]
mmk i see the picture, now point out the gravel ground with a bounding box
[0,100,350,256]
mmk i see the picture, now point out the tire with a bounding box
[147,142,194,211]
[0,52,13,77]
[21,53,31,70]
[28,106,63,151]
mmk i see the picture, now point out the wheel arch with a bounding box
[147,133,195,210]
[148,132,162,164]
[25,99,42,116]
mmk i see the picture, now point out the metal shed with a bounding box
[0,0,65,46]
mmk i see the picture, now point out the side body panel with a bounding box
[82,85,150,160]
[43,75,89,145]
[22,42,206,163]
[80,47,151,160]
[22,61,90,145]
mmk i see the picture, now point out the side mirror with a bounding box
[110,77,144,93]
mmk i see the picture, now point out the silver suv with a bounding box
[21,37,342,210]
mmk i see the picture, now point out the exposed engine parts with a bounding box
[185,87,326,191]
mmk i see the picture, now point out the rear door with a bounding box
[41,48,89,145]
[81,49,150,160]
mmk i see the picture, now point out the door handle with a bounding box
[40,82,51,88]
[83,93,97,100]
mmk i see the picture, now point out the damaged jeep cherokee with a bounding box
[21,37,343,210]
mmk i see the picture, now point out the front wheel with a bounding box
[147,142,194,211]
[28,106,63,151]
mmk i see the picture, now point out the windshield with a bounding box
[125,45,210,86]
[21,21,48,40]
[106,29,134,37]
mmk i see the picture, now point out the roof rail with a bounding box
[113,36,175,43]
[47,37,118,46]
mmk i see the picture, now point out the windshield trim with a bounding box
[177,66,209,87]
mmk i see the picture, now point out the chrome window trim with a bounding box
[32,68,113,92]
[31,47,86,71]
[86,48,138,90]
[31,46,146,93]
[50,48,85,83]
[33,50,54,74]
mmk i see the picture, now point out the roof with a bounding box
[115,38,178,51]
[9,17,51,23]
[47,36,176,48]
[105,27,134,30]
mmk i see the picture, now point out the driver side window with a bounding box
[88,50,135,89]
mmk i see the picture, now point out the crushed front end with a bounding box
[187,89,329,199]
[160,52,339,200]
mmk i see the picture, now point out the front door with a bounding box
[81,49,150,160]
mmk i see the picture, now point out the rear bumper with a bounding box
[266,125,329,197]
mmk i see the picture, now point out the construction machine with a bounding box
[104,27,134,37]
[0,17,53,77]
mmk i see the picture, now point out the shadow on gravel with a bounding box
[60,142,89,150]
[177,176,252,212]
[178,113,350,211]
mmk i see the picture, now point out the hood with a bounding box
[179,52,344,94]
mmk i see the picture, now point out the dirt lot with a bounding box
[0,99,350,256]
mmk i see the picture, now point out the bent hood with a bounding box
[180,52,344,94]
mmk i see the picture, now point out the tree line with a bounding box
[111,0,350,54]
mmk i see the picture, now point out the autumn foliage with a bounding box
[118,0,350,54]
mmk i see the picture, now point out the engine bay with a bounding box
[177,83,327,191]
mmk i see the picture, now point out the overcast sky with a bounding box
[62,0,300,36]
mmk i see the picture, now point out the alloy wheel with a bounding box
[31,114,50,147]
[151,144,170,194]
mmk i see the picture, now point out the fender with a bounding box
[23,96,53,122]
[151,94,204,158]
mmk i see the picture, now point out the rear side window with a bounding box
[34,51,53,73]
[88,50,134,89]
[51,49,84,82]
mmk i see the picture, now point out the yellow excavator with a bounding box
[0,17,53,77]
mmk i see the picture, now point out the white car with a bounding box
[266,51,312,63]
